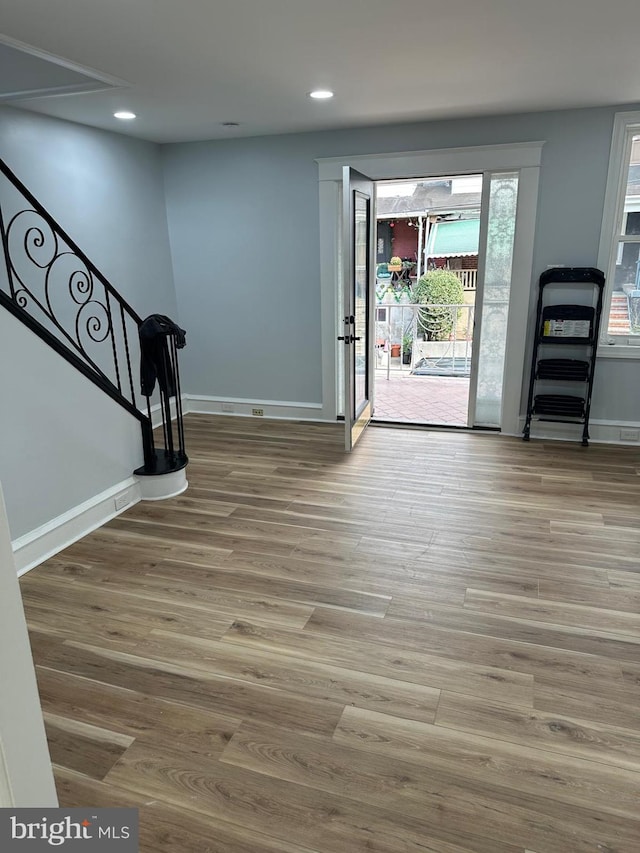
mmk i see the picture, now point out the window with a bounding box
[598,112,640,349]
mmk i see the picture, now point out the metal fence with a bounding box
[375,302,475,378]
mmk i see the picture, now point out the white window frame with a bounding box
[597,110,640,358]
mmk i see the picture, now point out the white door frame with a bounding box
[317,142,543,432]
[0,481,57,807]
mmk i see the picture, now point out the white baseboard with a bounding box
[185,394,329,422]
[12,477,141,577]
[514,416,640,445]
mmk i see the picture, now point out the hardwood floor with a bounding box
[19,414,640,853]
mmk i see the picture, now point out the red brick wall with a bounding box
[389,220,418,260]
[431,256,478,269]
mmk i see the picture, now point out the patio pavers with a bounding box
[373,369,469,426]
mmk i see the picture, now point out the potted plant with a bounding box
[388,255,402,272]
[402,332,413,364]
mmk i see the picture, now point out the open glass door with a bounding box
[342,167,375,451]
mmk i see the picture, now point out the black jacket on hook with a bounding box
[139,314,186,397]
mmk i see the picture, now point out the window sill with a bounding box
[597,343,640,358]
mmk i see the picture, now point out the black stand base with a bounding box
[135,451,189,476]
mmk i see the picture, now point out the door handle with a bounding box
[337,335,361,344]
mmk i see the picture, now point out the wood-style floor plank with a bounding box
[464,587,640,637]
[436,691,640,770]
[220,721,640,853]
[44,712,134,781]
[134,628,441,724]
[105,740,522,853]
[35,667,241,755]
[303,606,631,683]
[148,558,392,616]
[334,705,640,818]
[19,415,640,853]
[223,618,535,706]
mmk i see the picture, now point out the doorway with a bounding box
[373,174,482,426]
[319,142,542,440]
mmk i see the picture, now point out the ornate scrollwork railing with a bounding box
[0,157,187,475]
[2,199,141,407]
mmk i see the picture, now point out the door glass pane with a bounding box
[475,172,519,427]
[353,191,369,417]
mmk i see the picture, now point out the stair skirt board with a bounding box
[136,467,188,501]
[12,477,141,576]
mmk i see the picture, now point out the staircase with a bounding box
[0,157,187,498]
[608,291,630,334]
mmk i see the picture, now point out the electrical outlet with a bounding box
[221,402,234,412]
[252,408,264,417]
[620,428,640,442]
[114,490,132,512]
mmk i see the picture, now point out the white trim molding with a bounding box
[0,32,128,102]
[316,142,544,181]
[186,394,328,422]
[597,344,640,359]
[12,477,141,576]
[597,109,640,357]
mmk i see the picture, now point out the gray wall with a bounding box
[162,104,639,421]
[0,105,176,539]
[0,308,144,539]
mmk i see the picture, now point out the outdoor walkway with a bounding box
[373,370,469,425]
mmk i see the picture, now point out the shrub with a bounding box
[411,269,464,340]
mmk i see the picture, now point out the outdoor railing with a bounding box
[451,269,477,290]
[375,302,475,378]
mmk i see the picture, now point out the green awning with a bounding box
[426,219,480,258]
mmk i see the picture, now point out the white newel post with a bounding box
[0,481,57,807]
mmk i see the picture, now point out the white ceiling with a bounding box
[1,0,640,143]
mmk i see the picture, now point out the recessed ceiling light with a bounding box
[113,111,136,120]
[309,90,334,100]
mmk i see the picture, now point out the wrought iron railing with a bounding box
[0,157,186,476]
